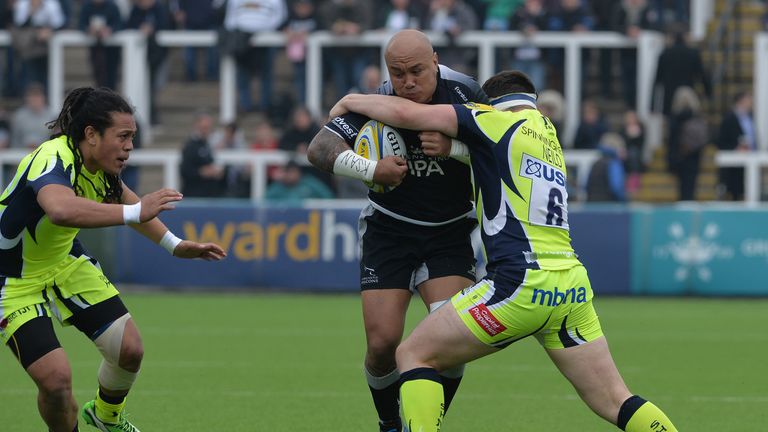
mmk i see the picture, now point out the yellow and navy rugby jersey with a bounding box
[0,136,109,278]
[453,103,581,280]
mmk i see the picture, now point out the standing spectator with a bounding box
[0,106,12,186]
[125,0,173,125]
[573,98,608,150]
[180,111,226,197]
[667,86,707,201]
[717,91,755,201]
[586,132,627,202]
[10,82,54,150]
[320,0,374,101]
[620,110,646,194]
[377,0,423,31]
[592,0,619,97]
[222,0,287,113]
[423,0,479,74]
[1,0,16,96]
[479,0,520,30]
[12,0,65,91]
[545,0,593,91]
[283,0,317,104]
[171,0,219,82]
[652,28,710,116]
[265,159,334,204]
[612,0,657,107]
[509,0,549,89]
[79,0,123,90]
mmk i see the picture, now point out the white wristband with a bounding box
[159,230,183,255]
[122,202,142,225]
[450,139,471,165]
[333,149,377,182]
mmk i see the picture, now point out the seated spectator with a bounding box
[79,0,123,90]
[250,118,281,181]
[250,119,279,151]
[537,89,564,140]
[211,121,251,198]
[667,86,707,201]
[573,98,608,149]
[620,110,645,193]
[10,83,54,150]
[279,105,319,154]
[480,0,520,30]
[348,64,382,95]
[265,159,334,204]
[586,132,627,202]
[180,110,226,197]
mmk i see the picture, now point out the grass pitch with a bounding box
[1,293,766,431]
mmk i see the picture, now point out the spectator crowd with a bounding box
[0,0,761,202]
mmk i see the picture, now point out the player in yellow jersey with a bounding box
[330,71,678,432]
[0,87,226,432]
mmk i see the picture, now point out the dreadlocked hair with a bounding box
[47,87,134,203]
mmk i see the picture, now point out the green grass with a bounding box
[1,294,767,431]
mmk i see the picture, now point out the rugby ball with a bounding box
[353,120,408,193]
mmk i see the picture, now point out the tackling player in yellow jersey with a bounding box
[0,87,226,432]
[330,71,678,432]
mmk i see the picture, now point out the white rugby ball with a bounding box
[353,120,407,193]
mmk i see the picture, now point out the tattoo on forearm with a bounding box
[311,130,352,173]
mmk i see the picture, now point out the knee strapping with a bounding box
[93,314,138,391]
[98,360,138,391]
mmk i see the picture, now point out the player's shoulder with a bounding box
[437,65,488,103]
[35,135,72,160]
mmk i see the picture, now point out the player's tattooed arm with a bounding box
[307,128,352,173]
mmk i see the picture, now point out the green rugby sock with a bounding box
[95,390,126,424]
[618,395,677,432]
[400,368,444,432]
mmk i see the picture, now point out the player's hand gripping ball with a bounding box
[353,120,408,193]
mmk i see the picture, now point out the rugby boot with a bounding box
[81,400,140,432]
[379,418,402,432]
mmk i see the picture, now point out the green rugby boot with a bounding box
[81,400,140,432]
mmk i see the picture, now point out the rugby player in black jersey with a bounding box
[307,29,489,432]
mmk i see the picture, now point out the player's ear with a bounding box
[84,125,98,145]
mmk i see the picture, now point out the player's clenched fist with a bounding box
[373,156,408,187]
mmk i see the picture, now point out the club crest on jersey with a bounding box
[519,154,565,186]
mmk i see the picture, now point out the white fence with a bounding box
[2,149,762,204]
[2,28,665,146]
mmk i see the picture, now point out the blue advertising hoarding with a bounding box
[111,203,633,293]
[114,205,361,290]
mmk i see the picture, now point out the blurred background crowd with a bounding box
[0,0,764,203]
